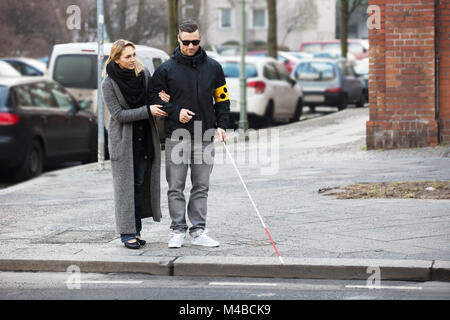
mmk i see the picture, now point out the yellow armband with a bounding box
[213,84,230,103]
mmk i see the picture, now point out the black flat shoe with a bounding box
[136,238,146,246]
[124,240,140,249]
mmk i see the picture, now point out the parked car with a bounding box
[299,39,369,60]
[291,58,365,112]
[0,76,99,181]
[313,51,356,61]
[1,58,47,76]
[47,42,169,137]
[246,51,311,74]
[217,56,303,128]
[0,61,22,77]
[354,57,369,101]
[205,50,220,61]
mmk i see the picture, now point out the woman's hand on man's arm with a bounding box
[149,105,168,118]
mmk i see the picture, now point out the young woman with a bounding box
[102,39,169,249]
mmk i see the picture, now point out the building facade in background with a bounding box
[192,0,336,51]
[367,0,450,149]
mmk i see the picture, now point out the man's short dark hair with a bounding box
[179,20,199,33]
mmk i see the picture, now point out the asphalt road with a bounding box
[1,272,449,300]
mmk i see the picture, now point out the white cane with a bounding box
[221,140,284,265]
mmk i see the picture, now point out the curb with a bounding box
[1,255,449,282]
[0,255,173,276]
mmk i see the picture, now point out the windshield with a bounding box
[294,62,336,82]
[53,54,108,89]
[220,62,258,78]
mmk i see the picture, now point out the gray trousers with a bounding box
[165,138,215,234]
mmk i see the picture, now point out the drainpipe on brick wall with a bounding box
[435,0,441,143]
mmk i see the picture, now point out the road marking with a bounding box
[209,282,277,287]
[345,285,422,290]
[66,281,143,285]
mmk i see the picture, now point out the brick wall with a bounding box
[367,0,449,149]
[438,0,450,143]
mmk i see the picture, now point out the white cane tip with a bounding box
[278,256,285,265]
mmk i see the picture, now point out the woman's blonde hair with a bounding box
[104,39,145,77]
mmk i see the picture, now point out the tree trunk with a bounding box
[168,0,179,53]
[131,0,145,43]
[340,0,349,58]
[119,0,128,39]
[267,0,277,59]
[104,0,116,41]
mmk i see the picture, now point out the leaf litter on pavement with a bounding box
[319,180,450,200]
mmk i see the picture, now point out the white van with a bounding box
[47,42,169,132]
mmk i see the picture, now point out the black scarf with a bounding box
[106,61,146,108]
[172,45,207,67]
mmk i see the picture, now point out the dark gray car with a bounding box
[291,58,365,112]
[0,77,99,181]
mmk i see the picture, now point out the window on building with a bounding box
[252,9,267,29]
[220,8,232,29]
[182,0,196,20]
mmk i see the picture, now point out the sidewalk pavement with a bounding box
[1,108,450,282]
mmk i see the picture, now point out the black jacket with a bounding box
[149,46,230,139]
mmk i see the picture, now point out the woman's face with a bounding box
[114,45,136,70]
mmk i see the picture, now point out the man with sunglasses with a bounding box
[149,20,230,249]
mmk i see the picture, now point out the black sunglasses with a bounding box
[179,38,200,46]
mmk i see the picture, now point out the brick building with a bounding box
[366,0,450,149]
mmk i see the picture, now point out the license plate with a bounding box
[305,95,325,102]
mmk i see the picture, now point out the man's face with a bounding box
[178,30,201,56]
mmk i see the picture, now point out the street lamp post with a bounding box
[97,0,105,170]
[239,0,248,132]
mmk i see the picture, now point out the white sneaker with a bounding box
[168,231,186,248]
[190,229,220,247]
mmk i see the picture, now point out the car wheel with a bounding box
[355,92,366,108]
[263,100,274,128]
[290,98,303,123]
[338,94,348,111]
[82,133,97,164]
[16,140,44,181]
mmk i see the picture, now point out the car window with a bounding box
[0,85,8,107]
[48,82,78,109]
[9,62,41,76]
[8,61,25,74]
[54,55,97,89]
[273,63,290,82]
[29,82,54,107]
[263,63,278,80]
[294,62,336,82]
[23,64,42,76]
[12,85,33,107]
[220,62,258,78]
